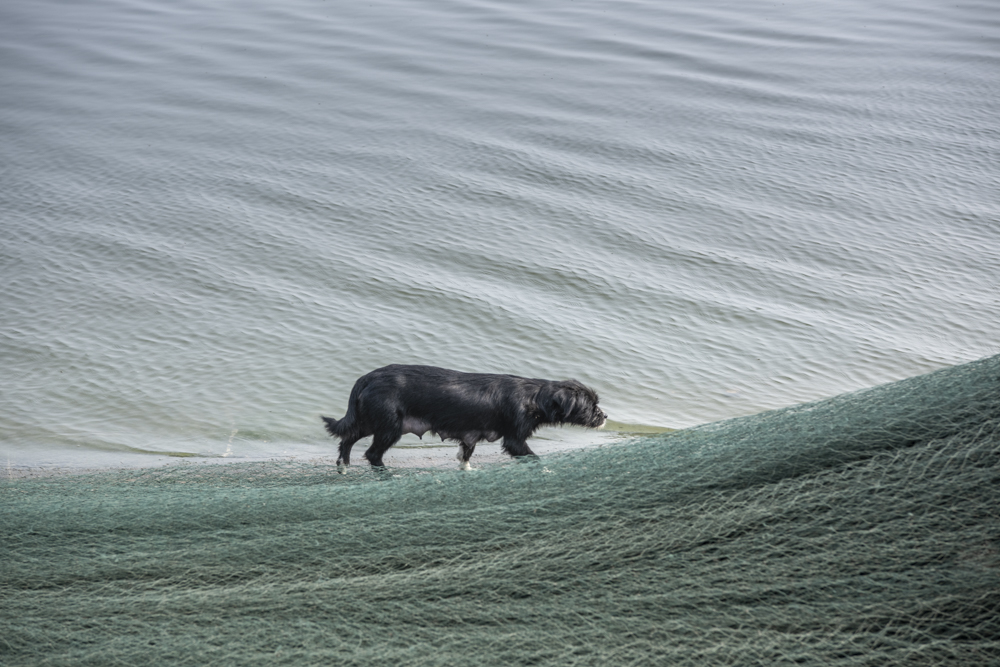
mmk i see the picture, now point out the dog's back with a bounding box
[357,364,543,430]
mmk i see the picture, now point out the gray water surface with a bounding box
[2,0,998,470]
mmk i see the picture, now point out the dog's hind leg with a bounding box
[364,427,402,469]
[336,436,361,474]
[324,415,369,474]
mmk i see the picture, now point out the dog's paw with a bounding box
[458,460,472,471]
[337,463,347,474]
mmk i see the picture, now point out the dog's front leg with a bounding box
[457,437,477,471]
[501,435,538,461]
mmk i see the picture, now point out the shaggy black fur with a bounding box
[322,364,607,470]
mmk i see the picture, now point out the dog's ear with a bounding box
[537,383,579,424]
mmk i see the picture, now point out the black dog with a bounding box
[322,364,607,471]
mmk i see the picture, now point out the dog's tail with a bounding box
[322,413,364,442]
[321,377,368,441]
[321,416,344,438]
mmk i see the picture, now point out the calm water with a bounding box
[2,0,998,471]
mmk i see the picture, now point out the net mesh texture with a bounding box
[3,354,999,665]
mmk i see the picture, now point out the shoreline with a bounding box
[3,421,665,481]
[3,434,640,481]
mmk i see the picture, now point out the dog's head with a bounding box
[537,380,607,429]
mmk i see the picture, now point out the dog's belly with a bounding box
[435,429,502,444]
[402,416,500,444]
[401,417,433,438]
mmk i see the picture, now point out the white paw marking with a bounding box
[337,464,346,474]
[459,460,471,471]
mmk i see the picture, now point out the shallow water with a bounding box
[2,0,998,470]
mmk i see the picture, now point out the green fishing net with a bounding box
[3,355,998,665]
